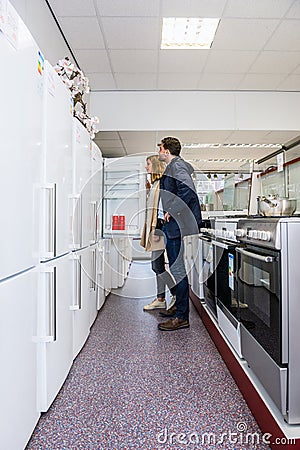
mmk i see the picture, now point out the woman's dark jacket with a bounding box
[160,156,202,239]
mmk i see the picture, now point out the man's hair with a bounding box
[161,137,181,156]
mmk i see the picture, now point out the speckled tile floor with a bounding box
[26,262,270,450]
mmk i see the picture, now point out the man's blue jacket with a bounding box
[160,156,202,239]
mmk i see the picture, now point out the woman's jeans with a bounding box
[151,250,176,299]
[165,237,189,320]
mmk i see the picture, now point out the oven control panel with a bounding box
[214,218,240,242]
[234,219,279,249]
[247,229,271,241]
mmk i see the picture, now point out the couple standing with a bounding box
[141,137,202,331]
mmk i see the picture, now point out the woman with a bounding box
[140,155,176,311]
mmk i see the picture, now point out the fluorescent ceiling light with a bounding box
[161,17,220,50]
[182,143,282,149]
[189,158,252,163]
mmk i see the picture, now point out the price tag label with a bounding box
[228,253,234,290]
[277,152,284,172]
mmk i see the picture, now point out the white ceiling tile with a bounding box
[48,0,96,17]
[76,50,111,72]
[94,139,124,148]
[285,1,300,18]
[265,20,300,51]
[101,17,160,49]
[86,73,116,90]
[48,1,300,98]
[226,130,275,142]
[115,73,157,90]
[120,145,156,155]
[213,18,279,50]
[95,0,160,17]
[238,73,286,90]
[161,0,227,17]
[119,131,156,143]
[159,50,209,73]
[204,50,258,73]
[101,148,126,157]
[157,73,199,90]
[198,73,243,90]
[264,130,300,142]
[95,130,300,159]
[95,131,120,140]
[110,50,158,73]
[276,74,300,90]
[262,130,299,145]
[180,130,233,142]
[249,51,300,74]
[224,0,293,18]
[125,147,151,155]
[59,17,105,49]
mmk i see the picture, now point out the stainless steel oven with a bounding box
[235,217,300,424]
[214,240,238,314]
[213,218,242,357]
[202,236,216,316]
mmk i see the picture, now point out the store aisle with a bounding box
[26,262,269,450]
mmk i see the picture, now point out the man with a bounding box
[158,137,202,331]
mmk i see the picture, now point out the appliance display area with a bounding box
[2,0,300,448]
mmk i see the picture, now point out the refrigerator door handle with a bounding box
[50,267,57,341]
[40,266,57,342]
[90,201,97,244]
[76,255,82,309]
[93,249,97,290]
[90,249,96,290]
[69,194,82,249]
[98,247,104,275]
[41,183,56,259]
[70,253,80,310]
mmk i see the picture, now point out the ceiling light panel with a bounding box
[161,18,220,50]
[182,143,282,149]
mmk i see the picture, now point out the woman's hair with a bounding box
[147,155,166,184]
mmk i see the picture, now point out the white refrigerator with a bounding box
[89,141,103,325]
[70,118,94,357]
[36,60,74,412]
[0,2,42,448]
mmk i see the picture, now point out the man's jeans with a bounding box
[165,237,189,320]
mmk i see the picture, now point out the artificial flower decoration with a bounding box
[54,57,99,139]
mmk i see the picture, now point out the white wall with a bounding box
[90,90,300,132]
[10,0,71,65]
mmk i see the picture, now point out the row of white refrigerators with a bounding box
[0,4,146,449]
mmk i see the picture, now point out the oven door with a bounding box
[236,245,285,366]
[213,240,242,357]
[213,240,238,317]
[201,236,216,317]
